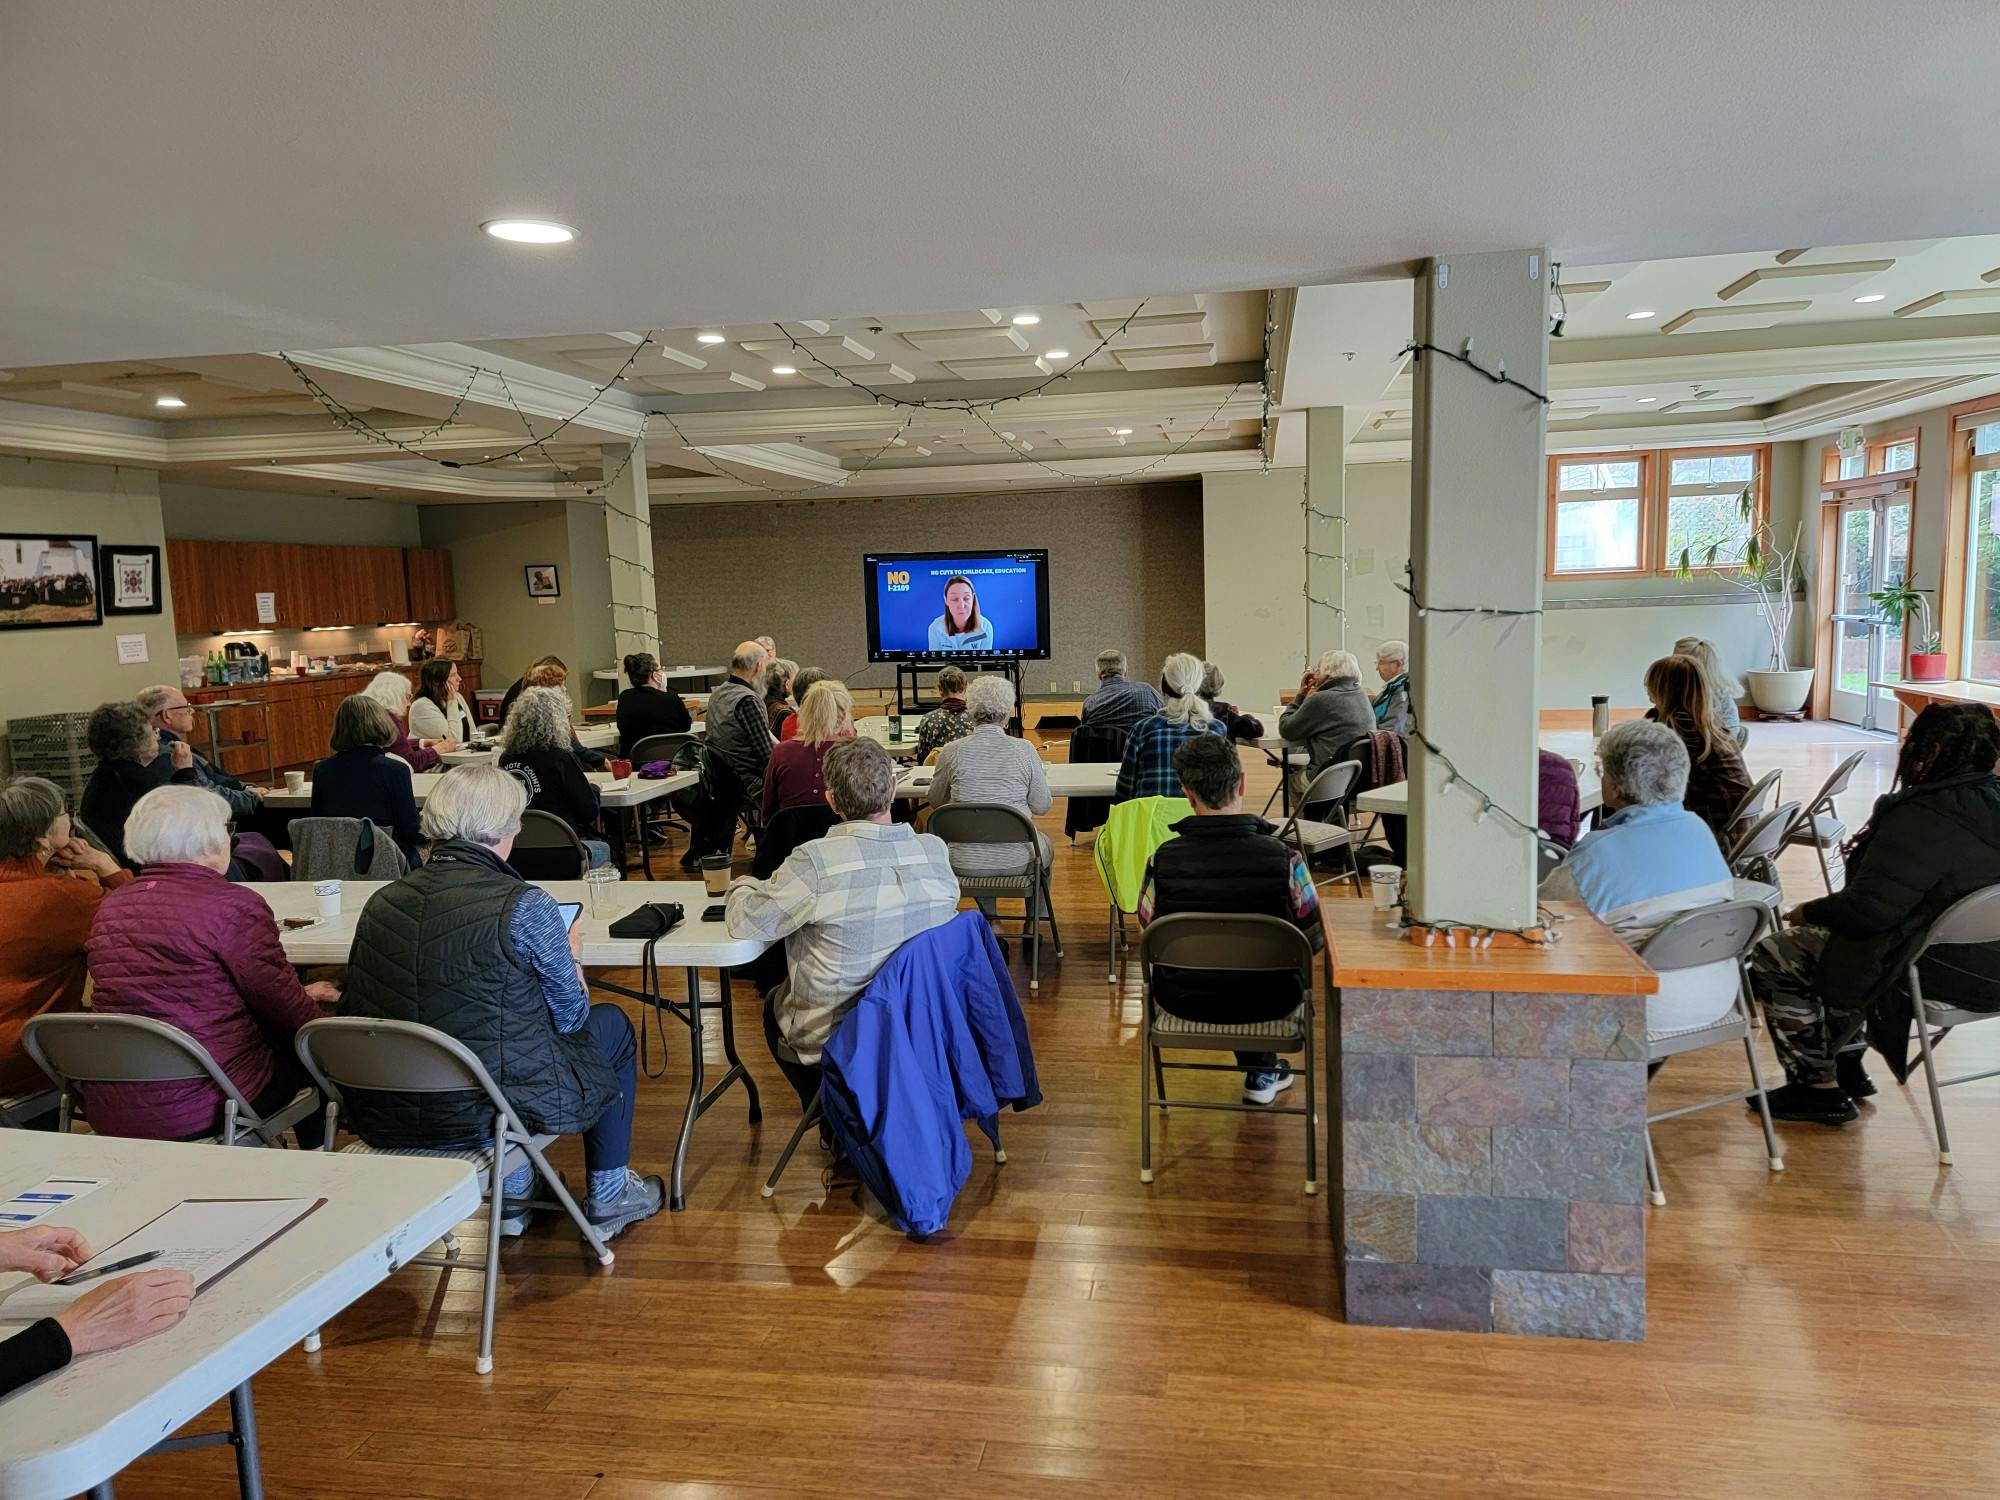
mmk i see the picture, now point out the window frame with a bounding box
[1545,450,1655,580]
[1654,443,1771,577]
[1820,428,1920,492]
[1946,398,2000,684]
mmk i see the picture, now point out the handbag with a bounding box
[608,901,684,939]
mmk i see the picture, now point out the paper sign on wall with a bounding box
[255,592,277,624]
[115,633,149,665]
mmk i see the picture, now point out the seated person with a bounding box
[764,657,799,738]
[927,575,996,652]
[726,738,960,1111]
[1675,635,1743,740]
[0,776,132,1095]
[1749,703,2000,1125]
[79,701,198,871]
[915,665,974,763]
[136,683,272,830]
[1197,662,1265,741]
[499,657,607,769]
[1113,652,1227,802]
[928,674,1053,903]
[1371,640,1411,736]
[1138,735,1324,1104]
[1278,649,1376,781]
[0,1226,194,1399]
[780,667,829,742]
[1644,654,1752,845]
[337,765,662,1239]
[1538,720,1737,1037]
[409,658,475,744]
[1079,648,1163,735]
[311,696,424,868]
[1538,748,1582,848]
[84,786,336,1145]
[763,679,856,823]
[615,651,693,757]
[703,640,778,812]
[498,687,613,869]
[361,670,448,771]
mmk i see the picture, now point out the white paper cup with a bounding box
[314,880,342,918]
[284,770,306,793]
[1368,864,1402,912]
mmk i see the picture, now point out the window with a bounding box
[1820,429,1919,488]
[1548,455,1648,575]
[1662,448,1761,568]
[1964,419,2000,680]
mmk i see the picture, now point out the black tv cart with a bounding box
[892,659,1025,730]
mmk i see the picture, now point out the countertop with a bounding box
[1322,897,1658,996]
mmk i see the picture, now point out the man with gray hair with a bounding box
[1539,719,1739,1034]
[1371,640,1411,737]
[726,738,960,1110]
[691,640,779,866]
[136,683,264,822]
[1078,647,1162,735]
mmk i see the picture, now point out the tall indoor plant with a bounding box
[1869,580,1946,682]
[1676,486,1813,714]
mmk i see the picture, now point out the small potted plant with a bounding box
[1870,581,1946,682]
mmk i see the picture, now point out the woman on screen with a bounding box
[926,575,997,653]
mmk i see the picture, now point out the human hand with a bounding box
[304,979,343,1007]
[0,1225,90,1281]
[55,1270,196,1356]
[251,786,266,801]
[51,838,120,880]
[435,737,460,754]
[169,741,194,771]
[1782,905,1806,926]
[1297,671,1318,694]
[567,917,586,962]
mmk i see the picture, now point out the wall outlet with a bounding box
[1049,680,1058,693]
[1071,680,1080,693]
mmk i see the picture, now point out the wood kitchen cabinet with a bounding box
[403,547,456,621]
[168,540,423,632]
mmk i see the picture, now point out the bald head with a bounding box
[731,640,769,680]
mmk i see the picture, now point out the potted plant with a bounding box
[1870,581,1947,682]
[1676,487,1813,714]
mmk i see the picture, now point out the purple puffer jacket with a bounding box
[84,863,319,1140]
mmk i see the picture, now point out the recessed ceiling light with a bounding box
[1636,397,1658,405]
[1853,293,1887,304]
[696,332,727,344]
[1011,313,1041,326]
[1625,309,1657,321]
[1114,427,1134,436]
[154,395,186,409]
[480,218,577,245]
[770,365,797,376]
[1044,349,1070,361]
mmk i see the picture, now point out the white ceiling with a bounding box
[7,0,2000,368]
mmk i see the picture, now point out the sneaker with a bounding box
[1836,1051,1877,1099]
[585,1169,666,1239]
[1243,1066,1295,1105]
[498,1201,534,1238]
[1759,1081,1858,1126]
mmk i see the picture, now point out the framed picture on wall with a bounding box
[101,543,162,616]
[0,534,102,631]
[525,564,561,598]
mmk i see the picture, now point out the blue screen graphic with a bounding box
[867,552,1045,658]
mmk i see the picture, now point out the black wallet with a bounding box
[608,901,685,939]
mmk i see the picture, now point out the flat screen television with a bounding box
[862,549,1051,663]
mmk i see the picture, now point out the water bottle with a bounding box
[1590,695,1610,740]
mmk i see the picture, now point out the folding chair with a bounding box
[1278,759,1363,894]
[1138,913,1317,1193]
[1094,795,1192,986]
[1535,835,1568,884]
[629,732,702,847]
[294,1017,614,1374]
[1781,750,1865,896]
[21,1012,317,1146]
[1726,768,1783,833]
[0,1089,60,1129]
[1638,901,1782,1206]
[929,803,1062,991]
[1902,885,2000,1166]
[507,807,590,881]
[1726,801,1801,889]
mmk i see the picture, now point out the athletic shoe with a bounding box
[1243,1066,1295,1105]
[585,1170,666,1239]
[1836,1051,1877,1099]
[1759,1082,1858,1126]
[498,1202,534,1238]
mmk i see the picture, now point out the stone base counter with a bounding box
[1325,900,1658,1341]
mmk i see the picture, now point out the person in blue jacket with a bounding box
[925,575,997,653]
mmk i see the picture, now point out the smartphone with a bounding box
[701,903,727,922]
[558,902,583,931]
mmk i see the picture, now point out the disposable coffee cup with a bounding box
[1368,864,1402,912]
[700,854,732,897]
[314,880,342,918]
[284,770,306,793]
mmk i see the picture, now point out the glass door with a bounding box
[1827,492,1911,728]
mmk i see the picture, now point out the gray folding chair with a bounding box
[1536,835,1568,884]
[509,807,590,879]
[1638,901,1782,1206]
[294,1017,613,1374]
[287,815,408,882]
[1781,750,1865,895]
[1726,769,1784,834]
[21,1012,318,1146]
[1278,760,1363,894]
[1138,913,1318,1194]
[929,802,1063,992]
[1903,885,2000,1167]
[1726,801,1801,889]
[0,1089,60,1129]
[630,732,701,842]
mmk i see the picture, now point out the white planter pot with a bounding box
[1746,668,1814,715]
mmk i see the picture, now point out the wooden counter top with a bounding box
[1322,897,1658,996]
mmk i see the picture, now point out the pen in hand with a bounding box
[57,1250,164,1286]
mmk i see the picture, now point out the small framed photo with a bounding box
[524,564,561,598]
[0,534,101,631]
[102,543,163,616]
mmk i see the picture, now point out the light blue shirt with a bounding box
[1549,800,1730,918]
[927,613,997,652]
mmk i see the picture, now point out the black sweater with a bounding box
[500,748,602,838]
[615,685,693,758]
[80,757,198,870]
[0,1318,70,1399]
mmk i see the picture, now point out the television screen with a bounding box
[863,549,1051,662]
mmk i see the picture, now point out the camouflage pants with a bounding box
[1747,924,1867,1086]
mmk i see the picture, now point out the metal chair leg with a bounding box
[1107,903,1119,984]
[1741,1031,1784,1172]
[1303,1014,1318,1195]
[1153,1050,1168,1108]
[762,1100,822,1198]
[475,1134,505,1375]
[1812,834,1834,898]
[1028,876,1041,992]
[1914,1007,1953,1166]
[1644,1127,1665,1207]
[1139,1019,1154,1184]
[1043,872,1064,957]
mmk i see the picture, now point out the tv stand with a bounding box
[892,659,1025,732]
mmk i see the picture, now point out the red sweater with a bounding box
[761,738,837,824]
[0,858,131,1092]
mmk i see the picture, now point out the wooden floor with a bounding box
[113,719,2000,1500]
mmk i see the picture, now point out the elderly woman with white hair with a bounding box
[360,670,448,771]
[84,786,337,1145]
[335,764,663,1240]
[1371,640,1412,736]
[928,673,1054,892]
[1279,648,1377,780]
[499,686,613,870]
[1539,719,1739,1034]
[1114,652,1228,802]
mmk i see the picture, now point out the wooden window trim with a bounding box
[1820,429,1921,494]
[1546,451,1653,579]
[1653,442,1770,577]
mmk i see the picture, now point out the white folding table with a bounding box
[0,1134,476,1500]
[894,760,1119,802]
[252,878,769,1211]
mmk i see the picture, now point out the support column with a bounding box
[1406,251,1548,931]
[1304,407,1346,662]
[599,440,659,663]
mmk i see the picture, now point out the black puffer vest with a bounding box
[337,840,620,1145]
[1146,814,1306,1024]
